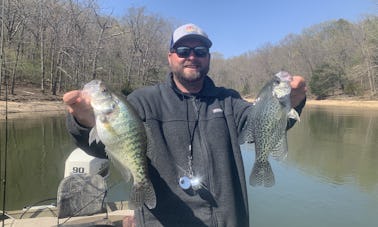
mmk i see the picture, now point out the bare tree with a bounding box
[0,0,5,96]
[39,0,46,92]
[0,0,375,100]
[91,11,111,79]
[353,17,378,96]
[121,7,170,88]
[8,0,27,94]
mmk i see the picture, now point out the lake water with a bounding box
[245,106,378,227]
[0,106,377,227]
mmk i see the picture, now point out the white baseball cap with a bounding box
[170,23,212,49]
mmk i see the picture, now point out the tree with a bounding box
[120,7,170,88]
[0,0,376,100]
[39,0,46,92]
[352,17,378,97]
[309,63,342,99]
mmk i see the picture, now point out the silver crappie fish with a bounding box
[83,80,156,209]
[242,71,300,187]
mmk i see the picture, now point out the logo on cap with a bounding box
[185,25,196,33]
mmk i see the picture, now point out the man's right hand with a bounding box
[63,90,95,128]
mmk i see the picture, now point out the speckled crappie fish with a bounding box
[242,71,300,187]
[83,80,156,209]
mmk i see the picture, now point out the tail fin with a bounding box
[249,161,275,187]
[129,180,156,210]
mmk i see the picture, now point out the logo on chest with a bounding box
[212,108,223,114]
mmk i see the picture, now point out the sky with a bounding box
[97,0,377,58]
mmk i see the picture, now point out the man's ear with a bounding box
[167,52,172,65]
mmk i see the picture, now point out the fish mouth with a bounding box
[83,80,102,91]
[275,71,292,82]
[91,101,116,115]
[274,85,291,99]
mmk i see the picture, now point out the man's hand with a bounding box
[123,215,136,227]
[290,76,307,108]
[63,90,95,128]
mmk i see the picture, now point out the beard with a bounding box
[171,62,210,85]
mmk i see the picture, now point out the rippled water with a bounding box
[0,106,377,227]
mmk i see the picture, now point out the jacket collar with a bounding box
[168,72,219,98]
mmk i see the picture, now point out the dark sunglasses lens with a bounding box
[176,47,191,58]
[175,46,208,58]
[193,47,208,57]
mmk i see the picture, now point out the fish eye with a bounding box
[99,83,108,92]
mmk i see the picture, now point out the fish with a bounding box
[83,80,156,209]
[241,71,300,187]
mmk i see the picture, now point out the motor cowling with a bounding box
[64,148,109,178]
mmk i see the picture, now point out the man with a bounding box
[63,23,307,227]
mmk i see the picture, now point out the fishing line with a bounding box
[58,179,124,226]
[19,178,125,225]
[58,188,108,226]
[19,198,57,219]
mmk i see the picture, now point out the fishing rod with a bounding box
[1,0,6,223]
[1,79,8,226]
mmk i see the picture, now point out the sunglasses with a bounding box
[171,46,209,58]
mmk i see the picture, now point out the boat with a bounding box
[1,148,134,227]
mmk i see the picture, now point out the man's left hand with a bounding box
[290,76,307,108]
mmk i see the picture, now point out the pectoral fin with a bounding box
[89,127,101,144]
[288,108,300,122]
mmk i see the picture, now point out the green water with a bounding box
[0,106,377,227]
[0,115,74,210]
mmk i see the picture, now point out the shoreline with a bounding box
[1,99,378,119]
[305,99,378,109]
[0,100,67,119]
[244,98,378,109]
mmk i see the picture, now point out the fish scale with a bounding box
[84,80,156,209]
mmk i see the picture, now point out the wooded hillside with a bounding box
[0,0,376,100]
